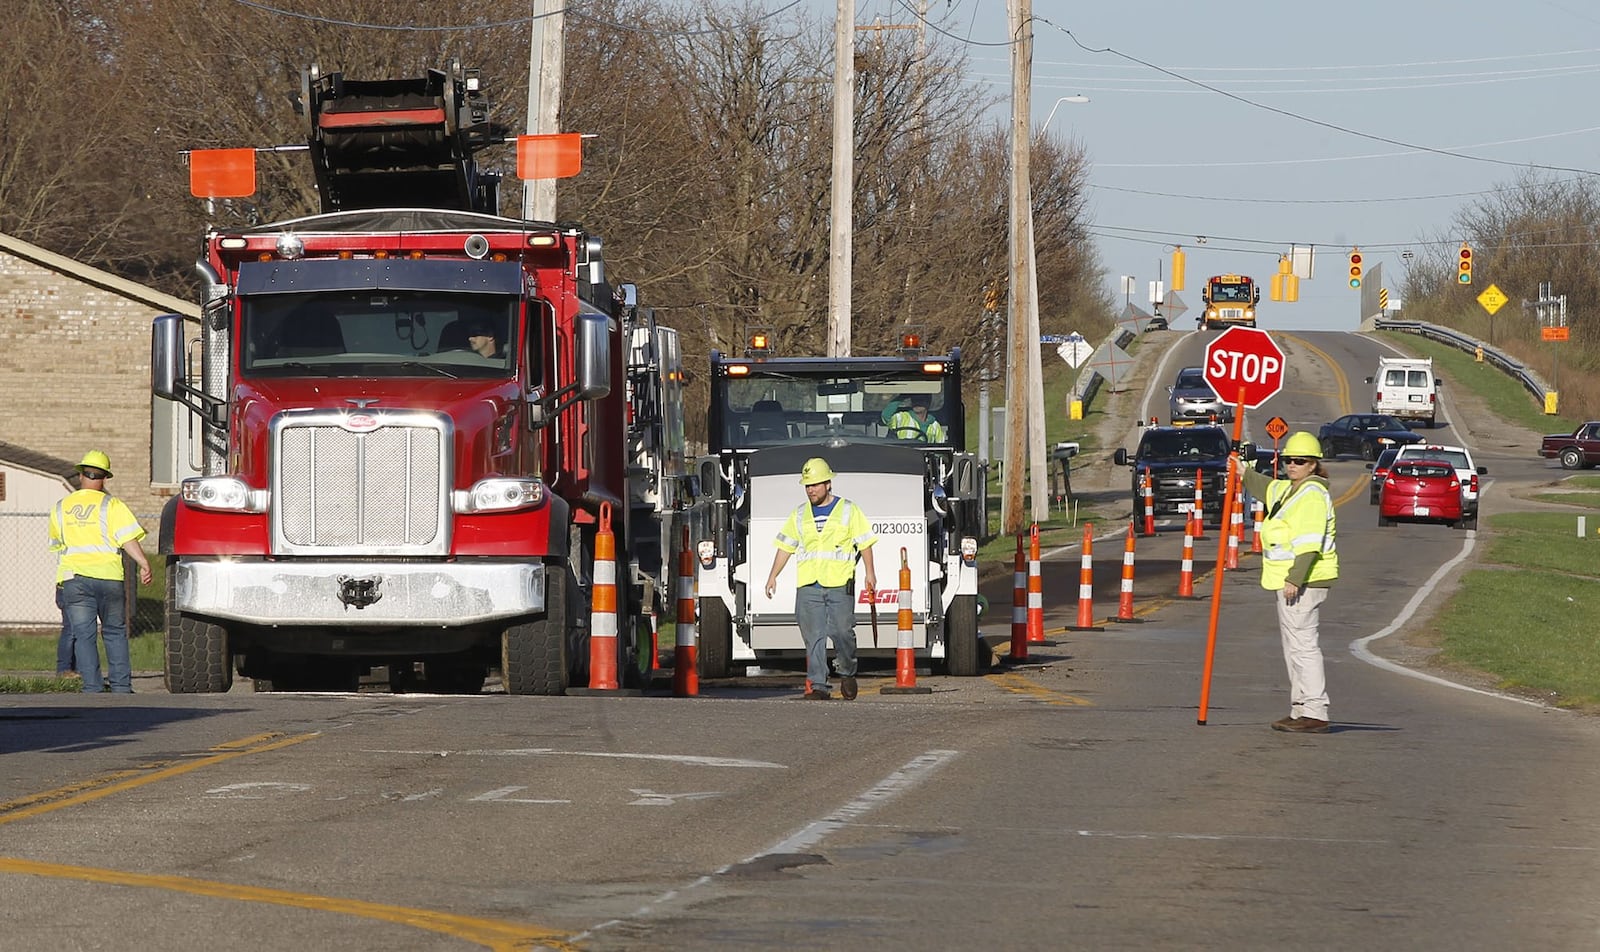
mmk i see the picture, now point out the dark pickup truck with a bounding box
[1540,421,1600,469]
[1113,424,1234,530]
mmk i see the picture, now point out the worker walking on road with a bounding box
[1239,432,1338,733]
[48,451,153,694]
[764,458,878,700]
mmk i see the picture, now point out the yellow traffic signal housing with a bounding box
[1171,246,1186,291]
[1458,244,1473,285]
[1348,248,1363,289]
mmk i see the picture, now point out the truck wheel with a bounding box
[163,563,233,694]
[501,561,570,695]
[942,594,983,677]
[697,596,733,680]
[1561,448,1584,470]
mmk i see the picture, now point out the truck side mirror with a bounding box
[575,307,613,400]
[151,314,184,401]
[1113,448,1129,467]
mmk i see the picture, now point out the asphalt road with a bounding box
[3,329,1598,951]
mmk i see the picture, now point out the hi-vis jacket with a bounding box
[774,498,879,588]
[883,405,947,443]
[49,489,146,583]
[1244,472,1338,592]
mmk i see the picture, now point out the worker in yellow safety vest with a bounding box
[48,451,153,694]
[764,457,878,700]
[1238,431,1339,734]
[881,393,947,443]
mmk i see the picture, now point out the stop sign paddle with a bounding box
[1203,327,1285,409]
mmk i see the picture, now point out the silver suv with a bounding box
[1168,366,1232,425]
[1391,442,1487,529]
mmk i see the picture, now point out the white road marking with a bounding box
[468,786,571,805]
[627,790,724,806]
[202,782,313,799]
[574,749,960,942]
[362,748,787,769]
[1349,532,1546,708]
[1077,829,1386,845]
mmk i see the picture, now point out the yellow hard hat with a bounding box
[1282,431,1323,459]
[76,450,113,477]
[800,457,835,485]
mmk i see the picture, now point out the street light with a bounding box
[1040,94,1091,135]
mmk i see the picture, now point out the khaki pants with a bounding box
[1276,586,1329,720]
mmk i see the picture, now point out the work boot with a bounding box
[840,676,858,700]
[1283,717,1331,733]
[803,684,831,700]
[1270,716,1300,732]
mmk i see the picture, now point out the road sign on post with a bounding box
[1203,327,1286,409]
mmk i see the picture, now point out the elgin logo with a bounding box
[857,589,900,605]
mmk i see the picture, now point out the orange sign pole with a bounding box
[1197,391,1247,725]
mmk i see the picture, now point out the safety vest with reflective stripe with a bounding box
[1257,477,1337,591]
[774,497,879,588]
[49,490,146,583]
[884,409,947,443]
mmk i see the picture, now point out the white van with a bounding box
[1367,357,1440,427]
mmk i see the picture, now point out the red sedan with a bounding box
[1378,458,1464,528]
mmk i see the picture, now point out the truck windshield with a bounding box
[715,371,956,449]
[240,291,519,378]
[1140,430,1230,462]
[1208,282,1252,303]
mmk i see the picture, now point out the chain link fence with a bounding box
[0,511,165,637]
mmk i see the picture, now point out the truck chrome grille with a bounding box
[273,412,451,555]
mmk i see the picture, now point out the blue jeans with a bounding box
[795,583,857,691]
[55,585,74,674]
[62,576,132,693]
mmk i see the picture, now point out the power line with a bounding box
[228,0,804,36]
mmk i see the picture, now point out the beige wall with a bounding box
[0,243,193,518]
[0,464,73,626]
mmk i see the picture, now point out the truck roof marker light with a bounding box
[338,250,353,259]
[373,250,390,259]
[218,237,249,250]
[256,252,274,262]
[188,147,257,199]
[407,250,425,260]
[516,133,584,180]
[727,364,751,377]
[528,235,558,248]
[275,234,305,259]
[921,362,945,374]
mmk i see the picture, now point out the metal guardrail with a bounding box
[1372,316,1553,403]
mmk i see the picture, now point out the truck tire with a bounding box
[1561,447,1584,470]
[697,596,733,680]
[163,563,233,694]
[941,594,983,677]
[501,561,570,696]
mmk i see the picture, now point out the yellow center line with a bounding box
[1281,333,1367,508]
[0,730,580,951]
[0,857,578,952]
[986,671,1094,706]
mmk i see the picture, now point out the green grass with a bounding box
[1478,512,1600,575]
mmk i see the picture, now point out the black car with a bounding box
[1317,413,1423,461]
[1365,447,1401,504]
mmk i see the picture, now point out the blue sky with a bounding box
[804,0,1600,331]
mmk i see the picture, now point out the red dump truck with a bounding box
[151,64,690,694]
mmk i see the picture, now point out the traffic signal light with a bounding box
[1458,244,1473,285]
[1171,246,1186,291]
[1348,248,1363,289]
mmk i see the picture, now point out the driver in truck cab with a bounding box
[881,393,947,442]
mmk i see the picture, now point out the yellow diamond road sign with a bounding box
[1477,284,1508,315]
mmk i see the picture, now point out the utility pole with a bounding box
[828,0,856,357]
[1001,0,1033,535]
[523,0,564,221]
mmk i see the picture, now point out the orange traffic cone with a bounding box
[1110,521,1143,623]
[881,548,931,695]
[1190,468,1207,539]
[1177,518,1198,599]
[568,503,643,696]
[1250,498,1264,554]
[1026,524,1045,644]
[1006,534,1028,662]
[672,526,699,697]
[1066,523,1105,631]
[1140,467,1156,536]
[1226,481,1243,570]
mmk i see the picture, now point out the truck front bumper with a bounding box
[172,559,546,626]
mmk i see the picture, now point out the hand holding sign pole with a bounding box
[1197,328,1286,725]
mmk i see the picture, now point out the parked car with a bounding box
[1366,447,1401,504]
[1539,421,1600,469]
[1317,413,1424,461]
[1392,442,1487,529]
[1167,366,1232,425]
[1378,458,1464,528]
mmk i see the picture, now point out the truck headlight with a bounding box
[454,477,547,513]
[181,476,268,513]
